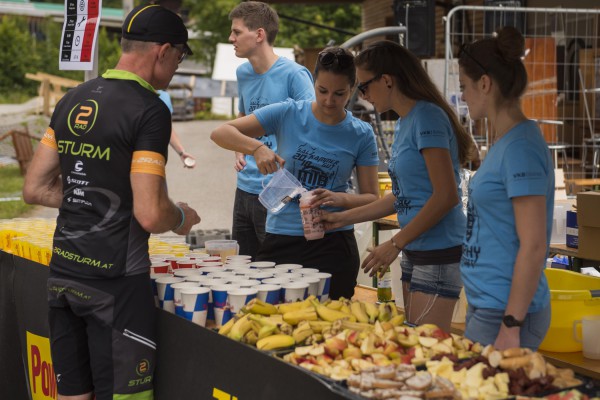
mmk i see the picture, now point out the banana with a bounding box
[278,322,294,336]
[364,302,379,323]
[308,320,333,333]
[340,319,375,332]
[242,329,259,345]
[377,302,393,322]
[256,334,295,351]
[388,314,405,327]
[292,320,314,344]
[228,314,253,341]
[245,298,279,315]
[350,301,369,323]
[258,324,278,340]
[282,307,318,325]
[218,316,237,336]
[339,303,352,315]
[248,314,278,328]
[325,300,344,310]
[277,296,315,314]
[311,299,356,323]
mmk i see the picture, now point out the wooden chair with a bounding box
[0,129,39,176]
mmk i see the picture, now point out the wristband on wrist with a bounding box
[251,143,265,155]
[390,236,402,251]
[173,205,185,231]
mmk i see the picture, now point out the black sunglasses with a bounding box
[318,50,353,69]
[459,43,486,74]
[357,74,381,95]
[171,44,188,64]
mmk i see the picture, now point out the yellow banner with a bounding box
[26,331,57,400]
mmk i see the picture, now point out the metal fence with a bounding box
[444,5,600,179]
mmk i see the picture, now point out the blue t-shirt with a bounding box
[254,99,379,236]
[237,57,315,194]
[388,100,465,251]
[157,90,173,114]
[461,120,553,312]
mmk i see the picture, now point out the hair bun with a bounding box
[496,26,525,62]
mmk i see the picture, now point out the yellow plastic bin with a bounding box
[539,268,600,352]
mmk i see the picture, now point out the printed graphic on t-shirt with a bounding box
[389,167,411,215]
[249,97,269,113]
[291,143,339,190]
[462,187,481,268]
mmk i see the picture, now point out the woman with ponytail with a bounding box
[458,27,553,350]
[319,41,477,332]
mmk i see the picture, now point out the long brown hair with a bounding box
[355,40,475,165]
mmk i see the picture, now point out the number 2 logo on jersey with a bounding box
[68,100,99,136]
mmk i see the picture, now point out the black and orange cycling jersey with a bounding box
[41,69,171,279]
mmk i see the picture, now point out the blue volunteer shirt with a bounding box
[388,100,465,250]
[461,120,553,311]
[254,99,379,236]
[237,57,315,194]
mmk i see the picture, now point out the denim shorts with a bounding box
[400,255,463,299]
[464,304,551,350]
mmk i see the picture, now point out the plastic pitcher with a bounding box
[258,168,306,213]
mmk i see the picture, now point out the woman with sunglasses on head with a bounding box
[458,27,553,350]
[319,41,477,332]
[211,47,379,299]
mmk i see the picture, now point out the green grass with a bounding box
[0,165,33,219]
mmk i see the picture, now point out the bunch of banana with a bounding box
[282,307,318,325]
[349,301,369,323]
[310,299,356,323]
[226,314,254,342]
[292,320,314,344]
[377,301,399,322]
[248,314,293,338]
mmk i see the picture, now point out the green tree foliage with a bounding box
[0,16,41,94]
[187,1,361,74]
[0,15,121,100]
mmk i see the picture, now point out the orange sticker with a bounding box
[131,150,166,177]
[41,128,58,150]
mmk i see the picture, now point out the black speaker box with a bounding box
[484,0,526,34]
[393,0,436,58]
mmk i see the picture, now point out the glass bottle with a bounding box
[377,267,392,303]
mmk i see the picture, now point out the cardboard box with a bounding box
[576,192,600,260]
[566,210,578,248]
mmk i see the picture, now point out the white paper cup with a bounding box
[199,256,224,263]
[223,265,254,275]
[210,283,239,327]
[185,252,210,261]
[262,277,291,286]
[244,271,274,281]
[150,273,172,307]
[574,315,600,359]
[197,266,224,275]
[300,268,320,275]
[311,272,332,301]
[150,262,170,274]
[173,269,202,278]
[274,263,303,272]
[273,272,304,280]
[251,284,281,304]
[226,255,252,262]
[281,282,309,303]
[155,277,185,313]
[176,257,196,269]
[171,282,200,317]
[183,275,215,285]
[299,275,321,298]
[234,279,262,288]
[207,271,233,281]
[180,287,210,326]
[227,288,258,315]
[196,262,223,269]
[249,261,276,269]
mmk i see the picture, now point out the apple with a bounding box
[418,336,439,347]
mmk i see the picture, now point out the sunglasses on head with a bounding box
[459,43,486,74]
[318,49,353,69]
[357,74,381,95]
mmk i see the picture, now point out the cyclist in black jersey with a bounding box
[23,5,200,400]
